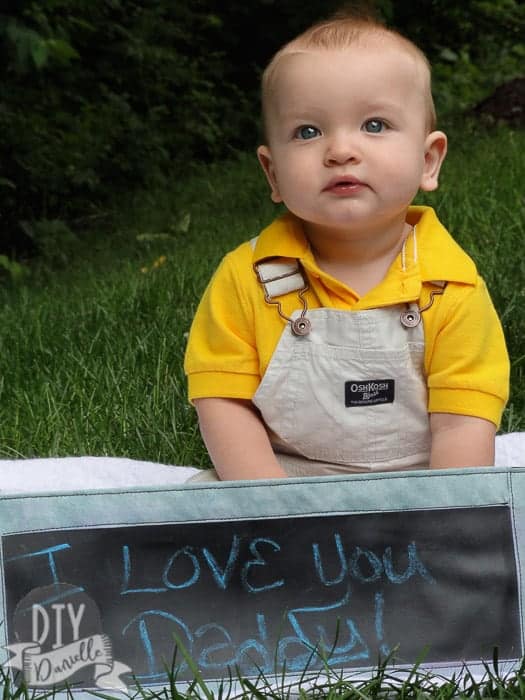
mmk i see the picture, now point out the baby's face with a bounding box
[258,42,444,240]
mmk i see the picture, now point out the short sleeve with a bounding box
[184,250,261,401]
[426,277,509,427]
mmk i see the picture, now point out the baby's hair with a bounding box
[261,8,437,136]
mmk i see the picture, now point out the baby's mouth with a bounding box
[324,176,366,192]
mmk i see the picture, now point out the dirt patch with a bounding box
[472,77,525,126]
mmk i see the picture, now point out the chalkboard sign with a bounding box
[2,467,525,694]
[1,502,521,690]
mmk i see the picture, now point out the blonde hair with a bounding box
[261,11,437,136]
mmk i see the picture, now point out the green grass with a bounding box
[0,124,524,697]
[0,149,279,464]
[0,124,522,463]
[4,647,525,699]
[417,125,525,432]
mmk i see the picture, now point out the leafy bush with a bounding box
[0,1,252,251]
[0,0,523,261]
[387,0,525,116]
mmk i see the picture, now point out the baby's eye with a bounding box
[363,119,387,134]
[294,125,321,140]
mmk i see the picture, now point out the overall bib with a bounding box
[253,304,430,475]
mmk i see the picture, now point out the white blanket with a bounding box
[494,432,525,467]
[0,432,523,494]
[0,456,200,493]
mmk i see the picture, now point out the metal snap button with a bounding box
[291,317,311,336]
[400,309,421,328]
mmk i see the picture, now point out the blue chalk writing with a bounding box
[120,536,288,596]
[256,612,268,644]
[202,536,240,590]
[349,547,383,583]
[374,592,390,656]
[312,533,347,585]
[195,616,272,675]
[383,542,435,584]
[312,537,435,587]
[6,522,440,684]
[21,586,86,611]
[6,544,70,586]
[163,546,200,590]
[277,633,313,672]
[121,592,390,681]
[234,617,272,676]
[241,538,285,593]
[5,544,85,608]
[122,609,192,680]
[121,545,167,594]
[284,588,369,668]
[195,623,236,670]
[117,537,435,679]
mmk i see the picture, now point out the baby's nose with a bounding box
[324,131,361,165]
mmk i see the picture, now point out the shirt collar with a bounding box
[406,206,477,284]
[253,206,478,286]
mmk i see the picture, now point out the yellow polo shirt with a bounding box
[185,206,509,427]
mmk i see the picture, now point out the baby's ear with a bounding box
[420,131,448,192]
[257,145,283,203]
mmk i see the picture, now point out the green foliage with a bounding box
[0,255,28,284]
[0,1,252,247]
[389,0,525,116]
[0,0,523,264]
[20,219,77,265]
[5,16,79,70]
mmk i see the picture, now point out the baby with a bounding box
[184,11,509,480]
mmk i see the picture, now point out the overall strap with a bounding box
[254,259,307,299]
[250,238,311,335]
[250,237,307,300]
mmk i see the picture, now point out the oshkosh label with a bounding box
[345,379,395,407]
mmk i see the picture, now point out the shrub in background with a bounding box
[0,0,252,254]
[0,0,523,261]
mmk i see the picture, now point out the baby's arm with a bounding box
[429,413,496,468]
[194,397,288,480]
[425,274,508,469]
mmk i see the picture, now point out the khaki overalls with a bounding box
[191,230,440,481]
